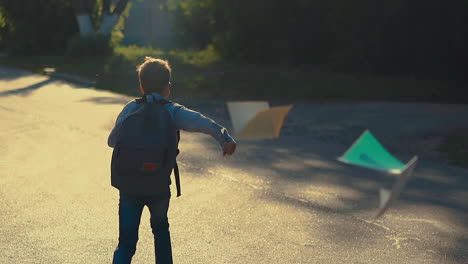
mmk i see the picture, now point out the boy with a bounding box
[108,57,237,264]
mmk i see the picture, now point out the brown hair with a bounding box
[136,57,171,94]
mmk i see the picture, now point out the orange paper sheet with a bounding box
[236,105,293,140]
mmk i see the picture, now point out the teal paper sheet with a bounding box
[338,130,405,174]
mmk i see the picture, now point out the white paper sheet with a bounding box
[227,101,270,134]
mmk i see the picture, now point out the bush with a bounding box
[168,0,468,79]
[167,0,216,49]
[0,6,5,49]
[326,0,468,77]
[66,34,114,57]
[0,0,77,54]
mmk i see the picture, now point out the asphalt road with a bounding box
[0,66,467,263]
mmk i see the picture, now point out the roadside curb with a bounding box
[43,68,96,87]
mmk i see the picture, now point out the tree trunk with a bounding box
[73,0,130,37]
[72,0,95,37]
[99,0,129,36]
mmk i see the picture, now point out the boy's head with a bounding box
[136,57,172,97]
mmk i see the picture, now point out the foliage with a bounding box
[2,45,466,103]
[0,0,132,55]
[0,6,6,50]
[167,0,468,79]
[90,0,132,46]
[114,44,219,68]
[66,34,114,57]
[0,0,76,54]
[167,0,216,49]
[64,0,132,57]
[326,0,468,77]
[168,44,220,67]
[65,0,132,58]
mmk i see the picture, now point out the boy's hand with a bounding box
[223,141,237,156]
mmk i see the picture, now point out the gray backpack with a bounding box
[111,95,181,196]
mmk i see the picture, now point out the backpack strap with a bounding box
[174,130,181,197]
[135,97,146,104]
[174,162,181,197]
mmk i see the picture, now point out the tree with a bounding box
[72,0,129,37]
[0,0,76,54]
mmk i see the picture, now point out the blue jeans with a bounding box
[112,192,172,264]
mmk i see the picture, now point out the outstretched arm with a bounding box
[173,105,236,153]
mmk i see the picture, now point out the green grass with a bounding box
[1,45,466,103]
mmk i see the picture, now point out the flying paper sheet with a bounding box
[338,130,406,174]
[227,101,292,140]
[227,101,270,134]
[375,156,418,218]
[379,188,391,209]
[338,130,418,218]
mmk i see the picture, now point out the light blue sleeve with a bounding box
[107,101,137,148]
[168,103,235,147]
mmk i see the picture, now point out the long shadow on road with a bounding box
[80,96,131,105]
[0,78,56,97]
[0,65,37,81]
